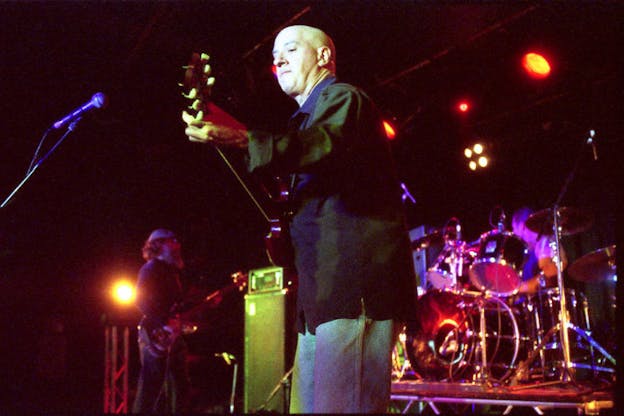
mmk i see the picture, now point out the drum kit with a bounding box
[394,207,617,388]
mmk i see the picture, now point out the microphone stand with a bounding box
[255,365,294,414]
[1,119,81,208]
[551,129,595,383]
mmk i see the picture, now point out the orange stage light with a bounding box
[522,52,551,79]
[383,120,397,140]
[111,280,136,305]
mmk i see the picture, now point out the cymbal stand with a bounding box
[552,206,574,382]
[474,295,491,385]
[512,132,616,387]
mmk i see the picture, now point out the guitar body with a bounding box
[142,271,248,355]
[144,321,197,355]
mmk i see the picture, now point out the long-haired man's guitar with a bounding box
[144,270,247,354]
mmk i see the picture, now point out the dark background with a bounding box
[0,2,620,412]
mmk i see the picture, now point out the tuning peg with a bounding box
[200,52,210,61]
[206,77,215,87]
[182,88,198,100]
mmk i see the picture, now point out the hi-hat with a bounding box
[525,207,593,236]
[568,245,616,283]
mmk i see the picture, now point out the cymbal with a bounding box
[525,207,593,236]
[568,245,616,283]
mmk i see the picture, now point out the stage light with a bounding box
[111,280,136,306]
[522,52,551,79]
[464,142,491,171]
[383,120,397,140]
[271,65,278,77]
[456,100,471,114]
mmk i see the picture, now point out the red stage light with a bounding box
[383,120,396,140]
[522,52,551,79]
[458,101,470,113]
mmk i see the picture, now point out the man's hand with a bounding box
[183,110,248,149]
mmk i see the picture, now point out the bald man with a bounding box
[184,25,416,413]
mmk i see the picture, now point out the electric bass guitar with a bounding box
[146,270,248,354]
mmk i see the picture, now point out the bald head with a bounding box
[278,25,336,71]
[272,25,336,105]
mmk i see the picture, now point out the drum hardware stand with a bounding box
[474,296,492,385]
[471,293,520,386]
[511,130,615,387]
[511,211,615,387]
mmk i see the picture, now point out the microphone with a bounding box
[53,92,108,129]
[214,352,236,365]
[400,182,416,204]
[586,129,597,161]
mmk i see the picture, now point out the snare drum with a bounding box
[469,231,528,296]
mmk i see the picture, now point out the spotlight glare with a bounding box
[457,100,471,113]
[522,52,551,79]
[111,280,136,305]
[473,143,484,154]
[464,148,473,158]
[382,120,397,140]
[469,161,477,171]
[478,156,488,167]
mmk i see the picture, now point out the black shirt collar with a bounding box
[291,76,337,121]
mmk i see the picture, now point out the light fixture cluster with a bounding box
[464,142,489,171]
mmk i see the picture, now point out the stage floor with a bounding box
[390,379,614,414]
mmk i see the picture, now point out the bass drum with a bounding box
[405,290,472,381]
[406,290,521,382]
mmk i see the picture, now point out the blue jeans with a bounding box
[132,326,190,413]
[289,315,401,413]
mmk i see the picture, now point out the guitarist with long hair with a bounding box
[132,228,191,413]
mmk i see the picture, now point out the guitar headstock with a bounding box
[182,52,214,115]
[181,52,247,131]
[230,271,248,292]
